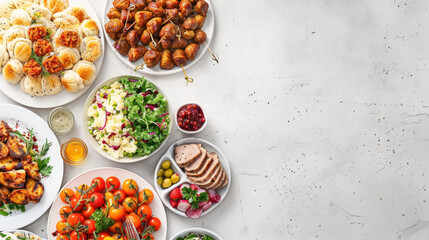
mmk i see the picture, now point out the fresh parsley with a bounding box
[90,209,114,233]
[0,203,26,216]
[35,157,52,177]
[181,187,209,209]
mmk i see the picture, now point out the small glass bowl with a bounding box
[61,138,88,165]
[48,107,75,135]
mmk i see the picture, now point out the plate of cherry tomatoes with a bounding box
[46,167,167,240]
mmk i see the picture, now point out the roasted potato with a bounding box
[0,121,11,141]
[0,170,26,189]
[26,178,44,203]
[24,162,41,181]
[9,189,29,205]
[0,142,10,158]
[21,154,33,166]
[0,187,10,204]
[0,157,23,172]
[6,135,26,160]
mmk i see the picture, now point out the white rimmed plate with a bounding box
[46,167,167,240]
[0,0,105,108]
[103,0,214,75]
[0,104,63,230]
[170,227,223,240]
[82,75,172,163]
[154,138,231,218]
[2,230,46,240]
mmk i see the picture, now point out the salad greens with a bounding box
[176,233,215,240]
[120,76,170,157]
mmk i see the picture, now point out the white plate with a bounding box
[46,167,167,240]
[103,0,214,76]
[154,138,231,218]
[0,103,64,230]
[169,228,223,240]
[3,230,47,240]
[82,75,172,163]
[0,0,105,109]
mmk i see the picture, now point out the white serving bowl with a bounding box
[169,228,223,240]
[82,75,172,163]
[175,103,208,134]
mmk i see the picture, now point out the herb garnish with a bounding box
[90,209,114,233]
[181,187,209,209]
[0,203,26,216]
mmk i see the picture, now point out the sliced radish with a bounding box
[185,208,202,218]
[197,188,206,196]
[190,184,199,190]
[177,199,191,212]
[169,188,182,200]
[170,199,178,208]
[198,201,208,208]
[208,189,221,203]
[180,183,190,192]
[201,201,212,211]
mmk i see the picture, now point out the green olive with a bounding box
[164,168,173,178]
[157,176,164,185]
[162,178,172,188]
[161,160,171,169]
[171,173,180,184]
[157,169,164,178]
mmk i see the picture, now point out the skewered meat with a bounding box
[143,50,161,68]
[184,43,199,60]
[164,8,179,23]
[113,0,130,10]
[172,49,186,66]
[193,29,206,44]
[159,23,177,39]
[165,0,179,9]
[128,45,147,62]
[114,38,131,56]
[148,2,164,17]
[195,0,209,16]
[131,0,146,10]
[107,7,121,19]
[179,0,192,17]
[149,40,163,51]
[135,11,153,26]
[170,37,188,49]
[121,10,135,23]
[160,37,171,49]
[194,14,205,29]
[160,49,174,69]
[146,17,162,33]
[182,30,194,40]
[125,30,139,47]
[105,18,124,34]
[183,17,197,30]
[140,29,151,45]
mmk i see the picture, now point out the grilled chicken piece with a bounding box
[0,170,26,189]
[8,189,29,205]
[21,154,33,166]
[6,135,26,160]
[0,121,11,141]
[24,162,41,181]
[0,142,9,158]
[0,157,23,171]
[0,187,10,204]
[26,178,44,203]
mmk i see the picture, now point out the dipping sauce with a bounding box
[177,104,205,132]
[48,107,74,135]
[61,138,87,165]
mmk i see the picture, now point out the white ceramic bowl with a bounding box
[169,228,223,240]
[175,103,207,134]
[82,75,172,163]
[154,138,231,218]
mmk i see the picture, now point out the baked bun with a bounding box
[11,0,38,10]
[0,45,9,69]
[25,4,52,20]
[41,74,62,95]
[20,75,44,96]
[57,46,79,69]
[0,4,14,19]
[64,6,88,22]
[0,18,12,31]
[52,28,79,50]
[0,30,6,46]
[10,9,32,26]
[52,12,79,28]
[80,19,98,37]
[7,37,32,63]
[79,36,101,62]
[61,70,83,92]
[42,0,69,14]
[73,60,96,85]
[3,25,27,48]
[3,59,23,84]
[34,17,56,39]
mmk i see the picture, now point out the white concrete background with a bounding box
[2,0,429,239]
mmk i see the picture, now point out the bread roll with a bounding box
[41,74,62,95]
[25,4,52,20]
[79,36,101,62]
[20,76,44,96]
[52,12,79,28]
[61,70,83,92]
[0,4,14,19]
[73,60,96,86]
[52,28,79,50]
[11,0,38,10]
[10,9,32,26]
[57,46,79,69]
[0,18,12,31]
[34,17,56,39]
[3,25,27,48]
[64,6,88,22]
[7,37,32,63]
[0,45,9,69]
[42,0,69,14]
[80,19,98,37]
[0,30,6,46]
[3,59,23,84]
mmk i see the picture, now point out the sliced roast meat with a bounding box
[186,154,214,178]
[174,143,202,167]
[188,154,220,180]
[192,164,223,189]
[185,145,207,173]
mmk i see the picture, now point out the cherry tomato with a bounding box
[60,188,75,204]
[70,197,84,212]
[56,220,71,234]
[142,234,154,240]
[113,189,126,203]
[112,234,126,240]
[75,184,92,199]
[59,206,72,220]
[109,206,126,221]
[125,212,141,229]
[90,192,105,208]
[97,231,110,240]
[57,234,69,240]
[137,204,152,221]
[82,203,96,219]
[91,177,106,192]
[122,179,138,196]
[105,192,116,207]
[83,219,96,234]
[106,176,120,192]
[68,213,83,227]
[109,220,123,233]
[70,231,87,240]
[148,217,161,231]
[138,189,153,204]
[122,196,138,213]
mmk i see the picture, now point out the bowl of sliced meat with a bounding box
[154,138,231,218]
